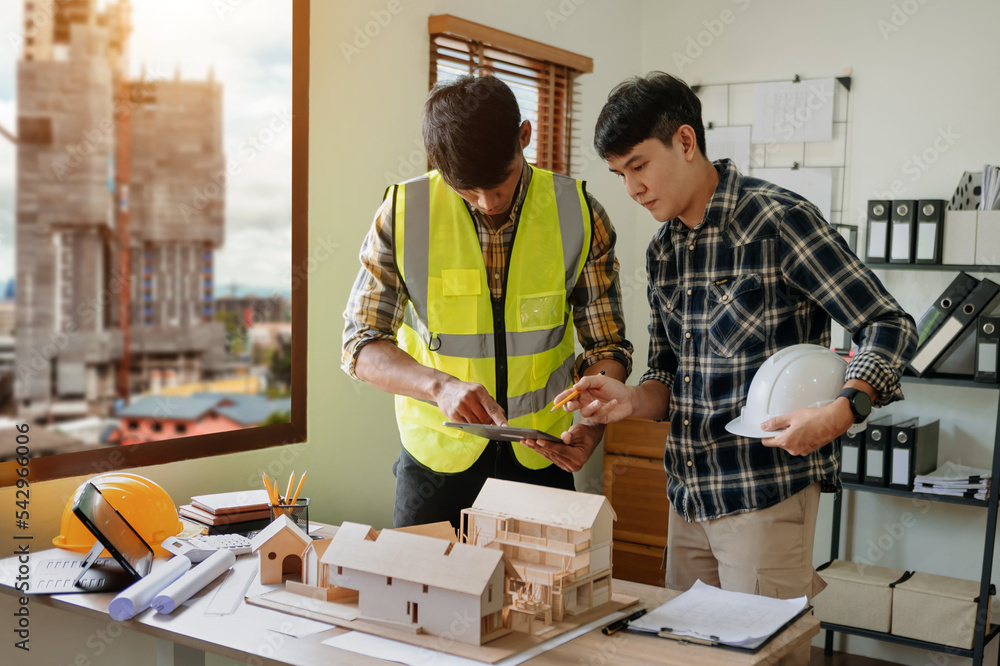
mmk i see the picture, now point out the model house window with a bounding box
[387,576,392,586]
[428,15,593,176]
[175,423,187,434]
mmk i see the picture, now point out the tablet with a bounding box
[72,481,154,581]
[442,422,563,442]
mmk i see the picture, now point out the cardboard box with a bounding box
[813,560,907,632]
[977,210,1000,266]
[891,572,994,649]
[943,210,978,265]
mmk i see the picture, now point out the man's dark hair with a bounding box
[423,75,523,190]
[594,72,706,160]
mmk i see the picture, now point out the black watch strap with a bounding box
[838,388,872,423]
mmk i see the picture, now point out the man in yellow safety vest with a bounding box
[342,75,632,528]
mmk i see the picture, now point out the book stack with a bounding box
[179,489,274,535]
[914,461,991,502]
[907,272,1000,380]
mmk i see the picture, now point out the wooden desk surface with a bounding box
[0,552,818,665]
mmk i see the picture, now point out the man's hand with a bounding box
[433,377,508,425]
[760,403,854,456]
[521,423,605,473]
[552,374,633,424]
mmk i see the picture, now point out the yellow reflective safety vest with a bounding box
[390,168,592,473]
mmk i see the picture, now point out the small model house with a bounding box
[250,513,313,585]
[320,522,520,645]
[461,478,617,626]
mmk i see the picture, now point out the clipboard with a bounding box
[442,422,562,442]
[624,605,813,654]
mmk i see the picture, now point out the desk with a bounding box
[0,550,818,665]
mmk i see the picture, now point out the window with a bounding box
[175,423,187,435]
[17,116,52,144]
[428,15,593,176]
[1,0,308,485]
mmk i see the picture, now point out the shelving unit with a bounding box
[825,263,1000,664]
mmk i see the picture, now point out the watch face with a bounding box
[852,391,872,419]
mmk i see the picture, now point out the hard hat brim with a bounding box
[724,417,787,439]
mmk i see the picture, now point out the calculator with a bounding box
[161,533,253,562]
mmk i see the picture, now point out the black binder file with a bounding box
[909,279,1000,377]
[889,200,918,264]
[839,430,865,484]
[977,316,1000,384]
[889,419,940,491]
[865,200,891,263]
[913,272,979,348]
[915,200,945,264]
[862,417,894,487]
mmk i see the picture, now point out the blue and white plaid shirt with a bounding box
[641,160,917,522]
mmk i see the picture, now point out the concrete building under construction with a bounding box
[15,0,226,420]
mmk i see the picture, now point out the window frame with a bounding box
[0,0,309,486]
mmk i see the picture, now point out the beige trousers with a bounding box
[665,482,826,666]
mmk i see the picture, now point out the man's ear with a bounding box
[519,120,532,151]
[676,125,699,161]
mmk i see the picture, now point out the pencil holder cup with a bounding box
[271,497,309,533]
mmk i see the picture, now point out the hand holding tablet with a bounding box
[442,422,562,442]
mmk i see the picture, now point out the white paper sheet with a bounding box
[752,78,835,144]
[321,609,627,666]
[705,126,752,174]
[628,580,806,647]
[754,167,833,220]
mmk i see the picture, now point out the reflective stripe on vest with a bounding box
[392,168,591,473]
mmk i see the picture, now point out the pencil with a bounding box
[289,471,308,506]
[284,472,295,503]
[262,472,277,505]
[551,370,605,411]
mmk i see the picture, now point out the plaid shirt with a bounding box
[343,161,633,381]
[641,160,917,522]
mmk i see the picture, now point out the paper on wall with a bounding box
[752,78,835,144]
[755,167,833,221]
[705,126,752,174]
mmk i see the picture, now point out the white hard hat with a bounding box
[726,344,857,439]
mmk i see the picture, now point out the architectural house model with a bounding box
[461,478,617,628]
[249,513,314,585]
[261,480,619,646]
[320,522,520,645]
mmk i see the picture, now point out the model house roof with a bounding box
[250,513,312,553]
[322,522,516,596]
[468,479,617,531]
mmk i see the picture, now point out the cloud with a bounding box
[213,226,291,292]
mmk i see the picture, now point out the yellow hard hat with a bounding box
[53,473,183,558]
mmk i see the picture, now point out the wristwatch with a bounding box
[838,388,872,424]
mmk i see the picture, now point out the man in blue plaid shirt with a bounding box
[529,72,916,665]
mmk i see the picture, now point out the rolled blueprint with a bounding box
[108,555,192,621]
[151,549,236,614]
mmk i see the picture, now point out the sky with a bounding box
[0,0,293,295]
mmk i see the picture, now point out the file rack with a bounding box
[824,264,1000,665]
